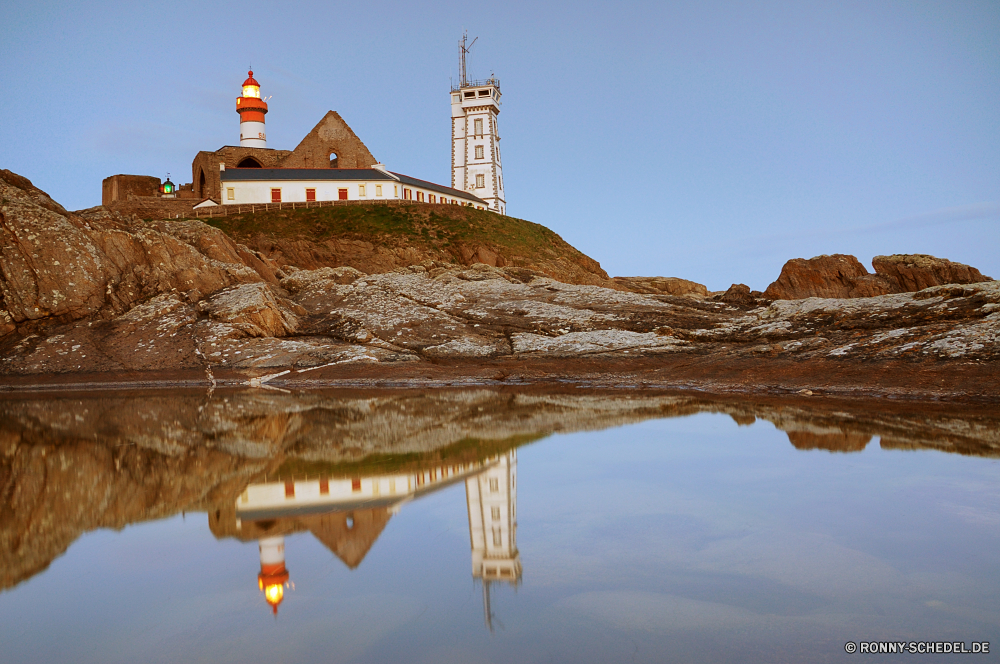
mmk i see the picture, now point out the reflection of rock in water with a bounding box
[1,388,998,593]
[785,431,873,452]
[0,434,269,592]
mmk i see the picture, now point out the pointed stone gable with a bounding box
[279,111,377,169]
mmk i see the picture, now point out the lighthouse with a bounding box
[237,71,268,148]
[257,535,290,615]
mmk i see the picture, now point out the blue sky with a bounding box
[2,0,997,290]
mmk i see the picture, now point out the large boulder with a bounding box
[872,254,992,293]
[198,283,303,337]
[763,254,893,300]
[764,252,994,300]
[720,283,760,308]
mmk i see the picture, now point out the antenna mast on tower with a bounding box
[458,31,478,88]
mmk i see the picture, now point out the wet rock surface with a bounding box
[1,387,997,591]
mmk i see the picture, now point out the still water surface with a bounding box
[0,390,997,663]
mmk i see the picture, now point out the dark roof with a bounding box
[390,172,486,203]
[221,168,396,182]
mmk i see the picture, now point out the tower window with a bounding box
[489,477,499,492]
[475,145,484,160]
[492,530,502,546]
[305,188,316,202]
[476,174,485,188]
[359,184,366,197]
[491,506,501,521]
[270,188,281,203]
[474,118,483,136]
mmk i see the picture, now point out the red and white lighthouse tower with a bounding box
[236,71,268,148]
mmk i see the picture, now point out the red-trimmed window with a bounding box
[271,188,281,203]
[429,194,436,203]
[306,188,316,202]
[351,478,361,492]
[338,188,348,200]
[417,191,424,202]
[404,188,411,200]
[284,480,295,498]
[319,477,329,494]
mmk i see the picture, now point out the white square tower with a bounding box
[451,37,505,215]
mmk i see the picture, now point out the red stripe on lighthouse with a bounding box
[239,110,266,123]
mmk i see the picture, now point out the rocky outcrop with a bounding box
[764,253,993,300]
[872,254,992,293]
[2,256,997,379]
[763,254,893,300]
[0,171,277,327]
[610,276,708,298]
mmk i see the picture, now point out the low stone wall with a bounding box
[192,198,483,219]
[106,197,199,220]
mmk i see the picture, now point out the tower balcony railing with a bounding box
[452,78,500,93]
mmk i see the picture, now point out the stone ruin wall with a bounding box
[191,146,291,201]
[105,197,199,220]
[102,174,160,205]
[277,111,377,170]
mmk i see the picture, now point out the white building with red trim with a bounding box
[220,164,489,208]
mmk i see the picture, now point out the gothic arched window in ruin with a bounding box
[329,152,339,168]
[237,157,262,168]
[198,169,206,197]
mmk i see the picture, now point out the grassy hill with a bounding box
[202,202,610,285]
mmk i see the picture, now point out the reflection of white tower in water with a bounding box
[466,450,521,631]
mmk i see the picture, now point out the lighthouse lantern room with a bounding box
[237,71,268,148]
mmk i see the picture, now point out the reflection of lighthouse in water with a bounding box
[257,536,290,615]
[466,450,521,631]
[222,451,520,623]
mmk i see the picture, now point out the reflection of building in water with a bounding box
[466,450,521,631]
[209,454,518,619]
